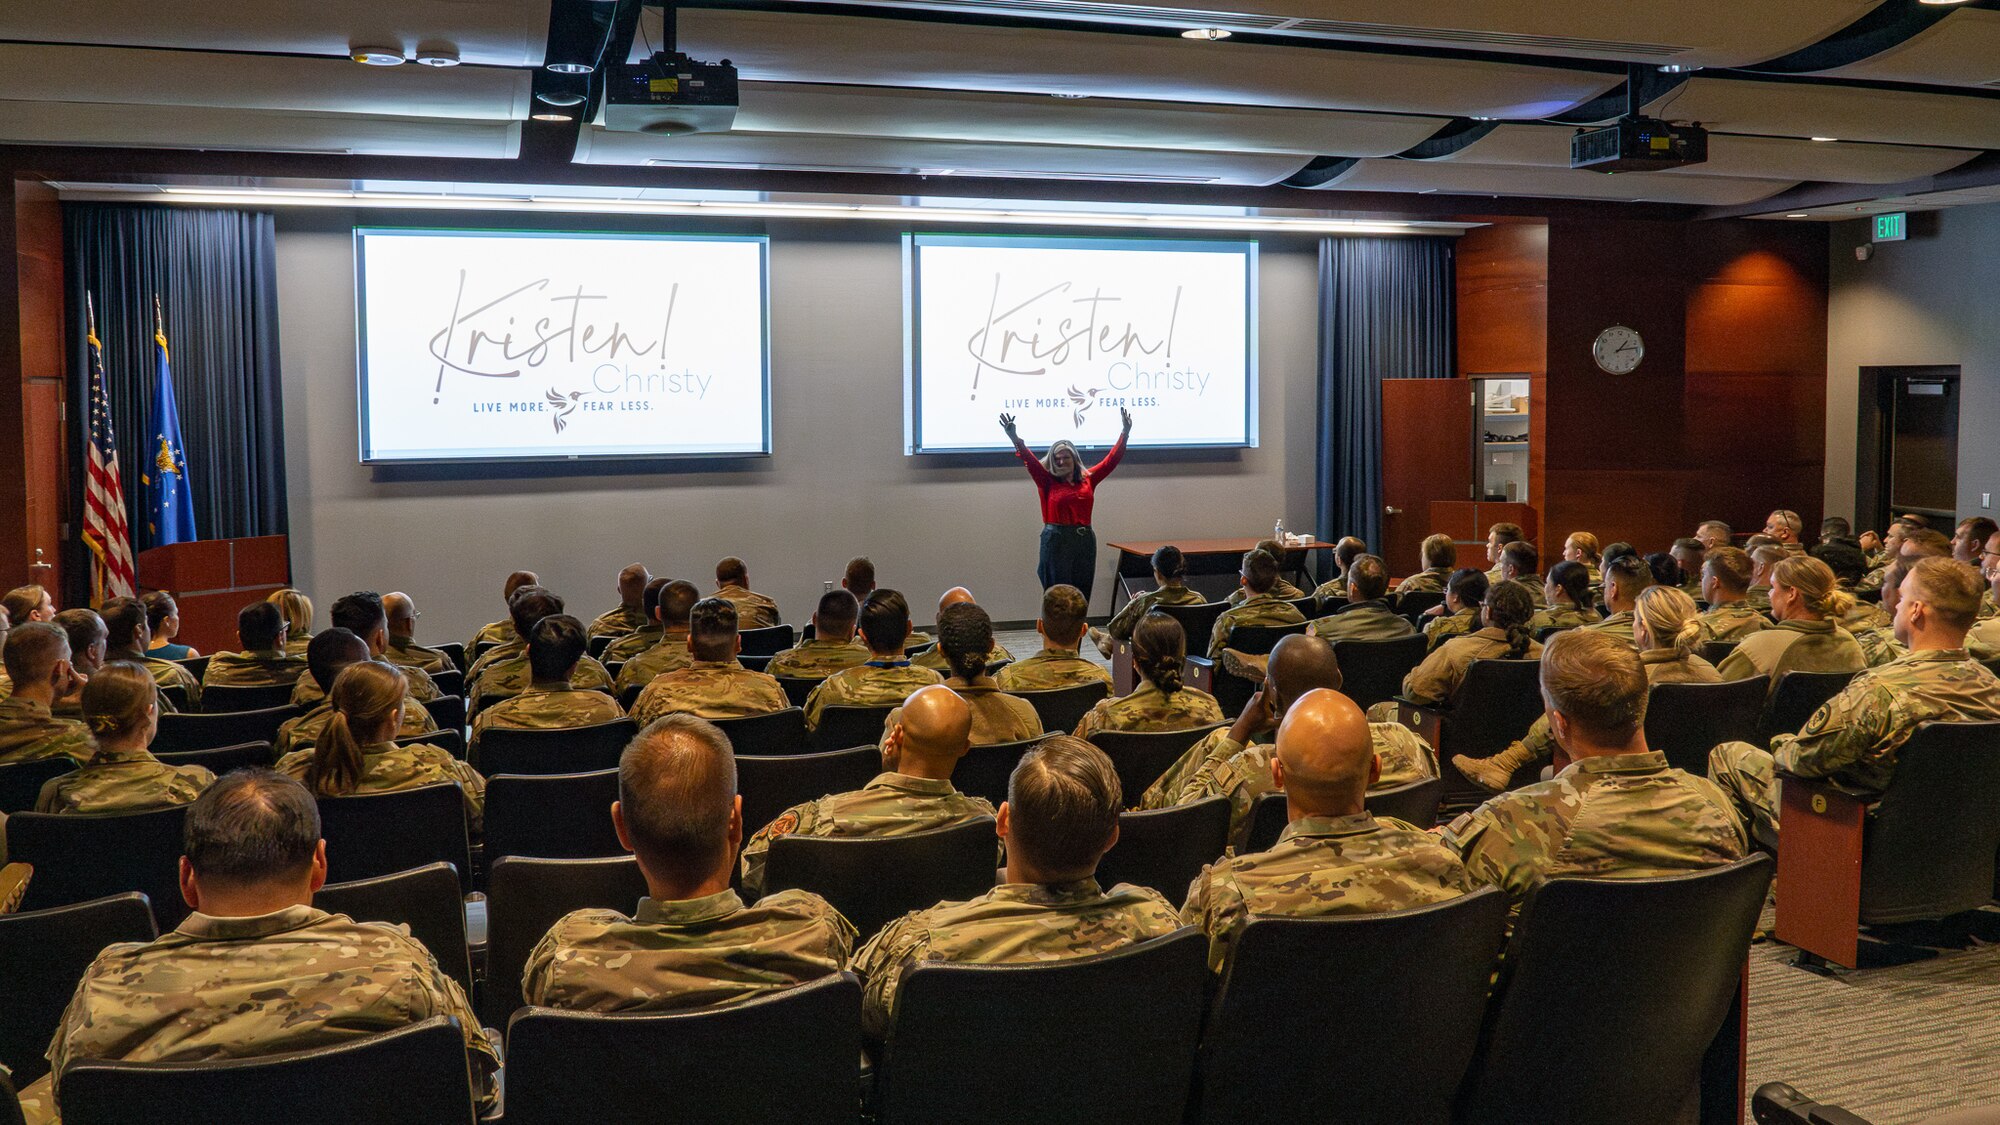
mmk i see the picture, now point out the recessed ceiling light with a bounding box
[536,90,587,107]
[1180,28,1231,40]
[531,111,574,122]
[1811,136,1838,142]
[546,60,595,75]
[350,47,404,66]
[1471,116,1497,122]
[1658,64,1702,74]
[413,48,460,67]
[1787,213,1809,218]
[1918,0,1975,6]
[1050,92,1090,99]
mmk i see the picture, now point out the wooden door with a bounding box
[1380,379,1473,577]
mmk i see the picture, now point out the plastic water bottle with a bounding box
[1274,518,1285,542]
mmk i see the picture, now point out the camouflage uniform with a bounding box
[1442,750,1748,906]
[1394,567,1451,596]
[1181,813,1474,970]
[602,625,665,666]
[1486,649,1721,777]
[1850,622,1907,668]
[715,584,781,630]
[294,663,441,708]
[587,604,647,641]
[201,648,308,689]
[1151,724,1438,842]
[1208,593,1306,660]
[1484,563,1507,586]
[466,638,524,681]
[1708,648,2000,842]
[1397,628,1543,709]
[128,653,202,709]
[1423,607,1479,653]
[1966,615,2000,663]
[1310,601,1417,645]
[1746,585,1773,612]
[1509,576,1549,609]
[852,877,1182,1042]
[1072,681,1224,741]
[34,745,213,814]
[1309,577,1347,603]
[470,653,612,711]
[468,619,516,658]
[274,740,486,832]
[1715,618,1864,690]
[1528,604,1599,632]
[19,905,498,1123]
[283,633,313,659]
[0,669,11,703]
[612,630,692,695]
[384,636,454,675]
[272,698,438,759]
[995,644,1113,692]
[1697,602,1773,645]
[0,697,94,765]
[521,889,856,1013]
[802,661,943,730]
[1582,610,1637,647]
[740,772,996,898]
[911,640,1015,675]
[1841,602,1892,634]
[633,659,789,725]
[1225,578,1305,608]
[469,683,625,755]
[764,636,868,680]
[882,679,1041,749]
[1099,585,1207,652]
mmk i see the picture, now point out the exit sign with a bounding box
[1873,212,1908,242]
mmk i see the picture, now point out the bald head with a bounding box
[617,714,740,889]
[1265,634,1343,715]
[382,592,417,635]
[1273,688,1375,818]
[937,587,975,615]
[889,684,973,777]
[617,564,651,606]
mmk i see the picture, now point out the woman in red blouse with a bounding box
[1000,407,1133,603]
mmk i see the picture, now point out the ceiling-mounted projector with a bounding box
[604,51,738,135]
[1570,116,1708,172]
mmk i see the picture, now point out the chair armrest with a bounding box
[1773,773,1868,968]
[1182,655,1215,693]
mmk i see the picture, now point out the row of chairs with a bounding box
[6,853,1774,1125]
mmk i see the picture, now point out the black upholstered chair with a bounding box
[1095,798,1230,906]
[709,707,810,756]
[0,756,75,814]
[1087,724,1228,810]
[484,770,624,861]
[153,705,301,754]
[152,740,274,773]
[1645,677,1768,774]
[471,718,637,775]
[737,624,798,658]
[765,817,998,938]
[1243,777,1447,854]
[811,704,897,752]
[316,784,472,889]
[953,737,1040,808]
[736,745,882,842]
[1760,670,1859,741]
[199,682,298,713]
[483,855,650,1028]
[1398,659,1544,804]
[1332,634,1429,710]
[1010,682,1111,734]
[313,862,471,991]
[0,892,157,1085]
[7,806,190,926]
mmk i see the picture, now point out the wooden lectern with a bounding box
[135,535,290,656]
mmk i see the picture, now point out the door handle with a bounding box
[1384,506,1403,516]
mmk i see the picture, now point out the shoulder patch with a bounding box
[766,811,800,838]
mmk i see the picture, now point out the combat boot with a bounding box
[1452,741,1536,793]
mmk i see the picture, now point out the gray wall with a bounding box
[1824,201,2000,525]
[275,211,1320,642]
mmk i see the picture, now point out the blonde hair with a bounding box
[81,660,157,742]
[1635,586,1703,661]
[1772,556,1854,620]
[1040,440,1084,484]
[308,660,406,797]
[267,588,314,637]
[1565,532,1601,564]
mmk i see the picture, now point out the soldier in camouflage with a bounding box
[1072,611,1223,740]
[802,590,943,730]
[999,584,1114,692]
[1181,687,1472,970]
[713,556,781,630]
[1672,538,1708,600]
[1394,534,1457,596]
[292,592,444,708]
[742,684,995,898]
[98,596,202,709]
[767,589,871,680]
[1710,557,2000,844]
[1529,560,1601,633]
[1696,547,1774,645]
[1308,536,1369,603]
[1480,523,1525,585]
[523,714,855,1012]
[890,604,1040,747]
[1581,553,1652,647]
[1223,539,1307,607]
[469,586,613,711]
[381,592,454,675]
[1298,554,1416,654]
[1715,555,1865,693]
[1443,631,1747,906]
[1498,541,1548,609]
[1208,549,1306,660]
[36,662,213,814]
[17,770,498,1125]
[587,563,652,641]
[911,587,1015,674]
[1088,544,1208,656]
[601,577,671,665]
[273,631,437,759]
[633,598,790,725]
[273,657,484,832]
[0,622,94,765]
[1966,529,2000,661]
[1143,634,1436,843]
[201,601,309,690]
[850,735,1181,1043]
[613,579,700,695]
[470,615,625,756]
[1385,580,1542,716]
[467,569,539,655]
[1418,569,1486,653]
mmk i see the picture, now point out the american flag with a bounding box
[82,297,137,600]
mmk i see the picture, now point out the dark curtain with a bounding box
[1316,236,1456,558]
[65,204,288,552]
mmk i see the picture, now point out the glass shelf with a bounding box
[1475,377,1531,505]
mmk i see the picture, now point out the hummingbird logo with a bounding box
[545,387,591,434]
[1067,384,1103,430]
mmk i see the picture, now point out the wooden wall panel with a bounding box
[1456,221,1548,380]
[15,178,65,596]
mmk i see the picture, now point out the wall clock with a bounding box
[1592,325,1644,374]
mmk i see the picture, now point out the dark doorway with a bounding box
[1856,365,1960,534]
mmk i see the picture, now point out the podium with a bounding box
[135,535,290,656]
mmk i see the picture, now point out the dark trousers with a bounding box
[1039,524,1097,602]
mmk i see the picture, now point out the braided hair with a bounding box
[1131,611,1187,695]
[1482,580,1536,659]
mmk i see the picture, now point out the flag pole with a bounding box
[153,293,163,336]
[87,291,96,338]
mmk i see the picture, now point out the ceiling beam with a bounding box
[1694,150,2000,219]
